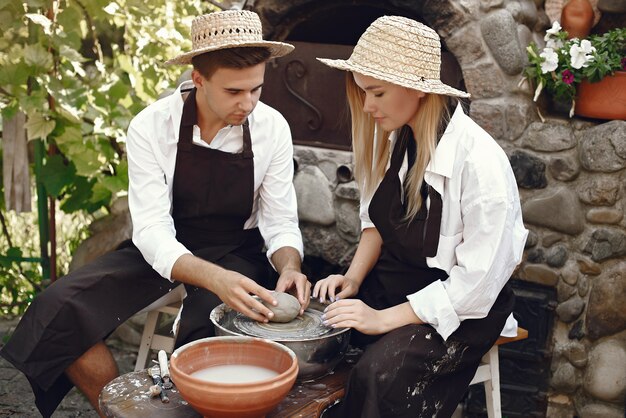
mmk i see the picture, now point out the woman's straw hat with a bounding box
[317,16,470,98]
[165,10,294,65]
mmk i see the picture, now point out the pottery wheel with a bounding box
[233,309,332,340]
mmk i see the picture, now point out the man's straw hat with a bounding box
[165,10,294,65]
[317,16,470,98]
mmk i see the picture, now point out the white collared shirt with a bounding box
[126,81,303,280]
[360,104,528,340]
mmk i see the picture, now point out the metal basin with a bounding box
[210,300,350,381]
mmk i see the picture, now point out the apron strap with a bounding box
[179,88,197,143]
[241,119,254,159]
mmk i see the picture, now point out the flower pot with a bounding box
[575,71,626,120]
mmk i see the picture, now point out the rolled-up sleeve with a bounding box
[127,120,191,280]
[257,120,303,265]
[408,195,526,340]
[407,121,527,340]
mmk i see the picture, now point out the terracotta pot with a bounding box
[575,71,626,120]
[561,0,595,38]
[170,336,298,418]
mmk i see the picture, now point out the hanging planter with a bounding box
[575,71,626,120]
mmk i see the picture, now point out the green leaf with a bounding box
[108,79,130,102]
[90,182,112,207]
[0,62,31,86]
[23,43,54,72]
[25,0,46,7]
[25,111,55,140]
[71,145,104,177]
[60,176,93,213]
[41,154,77,197]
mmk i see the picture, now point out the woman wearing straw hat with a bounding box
[314,16,527,417]
[1,10,310,417]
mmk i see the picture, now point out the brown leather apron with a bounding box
[0,88,273,416]
[327,126,514,418]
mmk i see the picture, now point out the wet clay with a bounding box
[263,292,300,323]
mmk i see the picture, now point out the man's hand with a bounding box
[211,269,278,322]
[275,269,311,314]
[171,254,278,322]
[271,246,310,314]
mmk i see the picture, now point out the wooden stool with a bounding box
[469,327,529,418]
[134,284,186,372]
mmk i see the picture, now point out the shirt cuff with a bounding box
[407,280,461,341]
[361,220,375,230]
[500,314,518,337]
[154,242,192,281]
[266,233,304,271]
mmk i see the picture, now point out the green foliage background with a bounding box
[0,0,211,315]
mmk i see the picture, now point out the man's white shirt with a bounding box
[127,81,303,280]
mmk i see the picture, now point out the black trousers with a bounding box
[0,241,272,417]
[325,284,515,418]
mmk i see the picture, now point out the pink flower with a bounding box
[622,57,626,70]
[562,69,574,85]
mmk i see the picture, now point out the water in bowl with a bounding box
[191,364,279,384]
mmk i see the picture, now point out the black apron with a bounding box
[327,126,514,418]
[0,88,273,417]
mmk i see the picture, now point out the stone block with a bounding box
[577,175,621,206]
[462,63,506,99]
[548,152,580,182]
[586,261,626,340]
[556,296,585,323]
[480,10,525,75]
[579,403,625,418]
[521,264,559,286]
[583,228,626,262]
[579,121,626,173]
[584,339,626,402]
[551,361,579,393]
[521,120,576,152]
[586,208,624,225]
[294,165,335,226]
[522,187,585,235]
[510,150,547,189]
[445,25,485,67]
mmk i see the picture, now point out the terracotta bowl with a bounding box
[169,336,298,418]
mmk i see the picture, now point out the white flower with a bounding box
[570,40,596,69]
[546,37,564,50]
[544,21,562,41]
[580,39,596,54]
[540,48,559,73]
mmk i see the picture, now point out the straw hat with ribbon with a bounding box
[317,16,470,98]
[165,10,294,65]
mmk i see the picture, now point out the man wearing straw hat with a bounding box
[1,10,309,417]
[314,16,527,417]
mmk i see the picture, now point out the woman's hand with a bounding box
[322,299,390,335]
[313,274,360,303]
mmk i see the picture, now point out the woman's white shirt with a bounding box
[360,104,528,340]
[127,81,303,280]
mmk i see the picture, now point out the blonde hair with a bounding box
[346,73,452,221]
